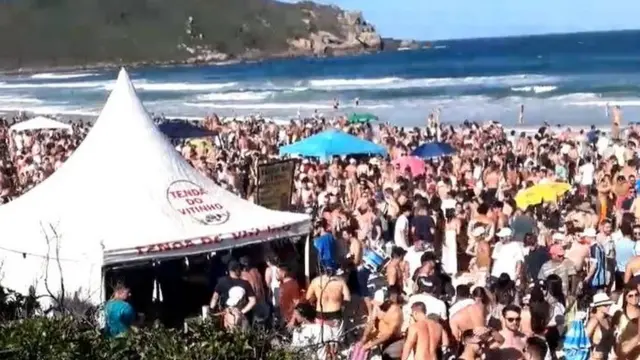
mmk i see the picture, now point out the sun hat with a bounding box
[226,286,246,307]
[590,293,614,308]
[582,228,597,238]
[496,227,513,238]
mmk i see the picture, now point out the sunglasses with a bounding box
[506,317,521,323]
[627,293,639,298]
[634,232,640,236]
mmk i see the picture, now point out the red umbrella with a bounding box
[392,156,426,176]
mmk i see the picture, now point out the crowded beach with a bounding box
[1,68,640,360]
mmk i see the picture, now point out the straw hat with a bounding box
[590,293,613,308]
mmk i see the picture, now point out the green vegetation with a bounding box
[0,285,303,360]
[0,318,302,360]
[0,0,352,69]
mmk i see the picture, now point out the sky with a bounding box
[284,0,640,40]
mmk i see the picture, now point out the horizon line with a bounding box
[402,27,640,43]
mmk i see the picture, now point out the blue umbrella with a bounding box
[279,128,387,160]
[158,121,217,139]
[411,142,456,158]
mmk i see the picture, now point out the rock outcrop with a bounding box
[287,10,382,56]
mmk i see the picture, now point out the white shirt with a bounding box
[405,293,447,320]
[291,323,339,360]
[394,214,410,250]
[405,247,425,279]
[578,162,595,186]
[491,241,525,279]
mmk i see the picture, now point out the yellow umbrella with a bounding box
[515,182,571,210]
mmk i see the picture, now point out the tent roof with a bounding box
[158,121,217,139]
[0,68,310,300]
[10,116,72,132]
[279,128,387,159]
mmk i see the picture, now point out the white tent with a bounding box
[0,68,310,305]
[9,116,72,132]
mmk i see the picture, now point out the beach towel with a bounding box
[564,312,590,360]
[350,342,369,360]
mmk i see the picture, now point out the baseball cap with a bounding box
[471,227,485,237]
[496,227,513,238]
[226,286,246,307]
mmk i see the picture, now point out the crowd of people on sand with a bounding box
[6,108,640,360]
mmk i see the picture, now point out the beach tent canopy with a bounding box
[411,142,456,159]
[158,120,217,139]
[9,116,72,132]
[279,128,387,159]
[0,68,310,305]
[347,113,378,124]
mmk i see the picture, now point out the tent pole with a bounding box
[304,233,311,287]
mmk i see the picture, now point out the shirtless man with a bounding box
[402,302,450,360]
[497,305,526,360]
[386,246,408,289]
[306,264,351,328]
[361,286,404,358]
[450,288,489,342]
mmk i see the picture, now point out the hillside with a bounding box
[0,0,383,70]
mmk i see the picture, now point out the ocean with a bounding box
[1,30,639,127]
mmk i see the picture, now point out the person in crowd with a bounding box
[401,302,434,360]
[290,302,339,360]
[305,263,350,330]
[524,336,549,360]
[450,285,490,342]
[491,227,525,286]
[538,244,577,296]
[223,286,250,331]
[360,286,404,359]
[499,304,526,359]
[278,263,302,328]
[458,329,484,360]
[386,246,408,290]
[404,276,447,326]
[586,293,616,360]
[613,284,640,359]
[209,261,256,317]
[104,283,136,338]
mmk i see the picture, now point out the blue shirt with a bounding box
[104,299,135,337]
[615,236,636,272]
[314,232,338,270]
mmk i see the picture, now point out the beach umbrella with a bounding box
[279,128,386,160]
[411,142,456,159]
[348,113,378,124]
[392,156,426,176]
[515,182,572,210]
[158,121,217,139]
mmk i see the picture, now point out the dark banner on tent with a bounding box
[256,159,296,211]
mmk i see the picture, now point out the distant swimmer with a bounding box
[612,104,622,140]
[518,104,524,125]
[333,98,339,110]
[354,97,360,107]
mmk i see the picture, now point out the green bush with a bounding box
[0,317,304,360]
